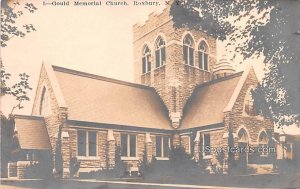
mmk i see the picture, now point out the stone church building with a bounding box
[8,7,274,178]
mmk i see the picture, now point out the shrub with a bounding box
[79,145,126,179]
[69,156,80,178]
[142,146,208,180]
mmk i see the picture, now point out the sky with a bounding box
[1,0,299,134]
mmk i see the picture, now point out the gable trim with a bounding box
[67,120,173,134]
[223,64,253,112]
[43,63,67,108]
[52,65,154,91]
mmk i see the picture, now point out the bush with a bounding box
[138,150,156,178]
[69,156,80,178]
[79,145,126,179]
[142,146,207,180]
[24,161,51,179]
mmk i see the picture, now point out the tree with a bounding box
[0,62,32,115]
[170,0,300,127]
[1,0,37,177]
[1,0,36,115]
[1,0,37,47]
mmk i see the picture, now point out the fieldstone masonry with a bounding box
[107,130,116,169]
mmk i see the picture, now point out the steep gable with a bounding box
[31,63,67,116]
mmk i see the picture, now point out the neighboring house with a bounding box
[7,6,274,178]
[275,132,300,160]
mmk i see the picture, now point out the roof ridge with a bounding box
[196,71,243,89]
[52,65,154,90]
[14,114,44,120]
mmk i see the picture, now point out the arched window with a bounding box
[40,87,49,116]
[198,41,209,71]
[238,128,248,143]
[155,37,166,68]
[259,131,268,157]
[183,34,194,66]
[142,45,151,74]
[244,87,257,116]
[237,128,249,163]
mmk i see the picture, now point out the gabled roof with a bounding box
[52,65,171,130]
[180,72,243,130]
[14,115,51,150]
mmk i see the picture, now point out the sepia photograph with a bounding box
[1,0,300,188]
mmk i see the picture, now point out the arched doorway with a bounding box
[238,128,249,166]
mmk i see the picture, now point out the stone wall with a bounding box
[68,128,174,173]
[222,68,274,168]
[31,64,69,177]
[7,162,17,178]
[32,65,62,151]
[180,135,191,154]
[228,68,274,145]
[210,130,226,165]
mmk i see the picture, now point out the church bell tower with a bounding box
[133,6,217,129]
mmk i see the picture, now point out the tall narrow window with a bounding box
[121,133,128,157]
[40,87,49,116]
[156,136,162,157]
[198,41,209,71]
[202,133,211,157]
[156,135,170,158]
[77,130,87,156]
[183,34,194,66]
[155,37,166,68]
[142,45,151,74]
[77,130,97,157]
[121,133,137,157]
[88,131,97,156]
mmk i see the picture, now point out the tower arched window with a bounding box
[142,45,151,74]
[183,34,194,66]
[40,87,49,116]
[198,41,209,71]
[155,37,166,68]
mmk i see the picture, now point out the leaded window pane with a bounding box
[183,46,188,64]
[204,134,211,156]
[204,53,208,70]
[155,50,160,68]
[156,136,162,157]
[77,130,86,156]
[130,135,136,157]
[163,136,169,157]
[88,131,97,156]
[121,134,128,157]
[198,51,203,69]
[162,47,166,65]
[189,48,194,66]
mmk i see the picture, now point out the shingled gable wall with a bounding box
[133,6,217,128]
